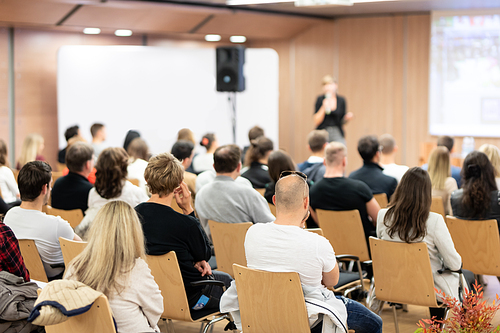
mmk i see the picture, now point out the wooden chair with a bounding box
[42,294,116,333]
[12,168,19,183]
[373,193,388,208]
[170,199,183,214]
[146,252,229,333]
[208,220,252,277]
[56,162,67,172]
[255,188,265,196]
[59,237,87,266]
[128,178,140,187]
[446,216,500,276]
[45,206,84,229]
[307,228,324,236]
[18,239,48,283]
[430,196,445,219]
[268,202,276,217]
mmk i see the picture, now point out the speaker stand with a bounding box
[228,92,237,144]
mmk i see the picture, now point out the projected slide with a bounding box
[429,11,500,137]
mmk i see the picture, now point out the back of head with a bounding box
[144,153,184,197]
[461,151,498,217]
[19,133,44,168]
[200,133,216,151]
[214,145,241,173]
[268,150,296,182]
[384,167,431,243]
[123,130,140,151]
[307,130,329,153]
[66,142,94,173]
[324,142,346,167]
[427,146,450,190]
[95,147,128,199]
[244,136,274,166]
[379,134,396,155]
[68,201,145,296]
[127,138,149,162]
[275,174,308,215]
[177,128,196,145]
[65,125,80,142]
[0,139,8,167]
[18,161,52,201]
[171,140,194,162]
[437,136,454,152]
[357,135,379,162]
[90,123,104,138]
[248,126,264,142]
[479,144,500,178]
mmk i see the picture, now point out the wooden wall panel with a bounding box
[0,28,9,149]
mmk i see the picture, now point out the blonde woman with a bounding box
[479,144,500,189]
[0,140,20,204]
[17,134,45,169]
[65,201,163,333]
[428,146,458,215]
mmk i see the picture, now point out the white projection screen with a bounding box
[57,46,279,154]
[429,10,500,137]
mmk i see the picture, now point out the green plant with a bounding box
[414,282,500,333]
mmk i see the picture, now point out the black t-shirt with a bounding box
[51,172,93,213]
[314,94,346,136]
[348,162,398,201]
[241,162,272,189]
[135,202,212,307]
[309,177,375,238]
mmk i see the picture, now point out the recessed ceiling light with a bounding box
[230,36,246,43]
[83,28,101,35]
[205,34,222,42]
[115,29,133,37]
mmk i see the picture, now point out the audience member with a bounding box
[60,135,96,184]
[220,174,382,333]
[51,142,94,213]
[451,151,500,225]
[195,169,253,193]
[75,147,148,239]
[379,134,409,182]
[0,139,20,206]
[90,123,106,158]
[377,167,462,319]
[298,130,328,182]
[136,153,232,313]
[123,130,140,152]
[310,142,380,242]
[4,161,82,280]
[171,140,197,196]
[428,146,458,215]
[65,201,163,333]
[17,134,45,170]
[479,143,500,189]
[422,136,461,187]
[192,133,218,174]
[177,128,197,174]
[349,135,397,200]
[0,221,30,282]
[241,136,273,188]
[127,137,150,196]
[241,126,264,164]
[195,145,274,238]
[264,150,296,204]
[58,125,80,164]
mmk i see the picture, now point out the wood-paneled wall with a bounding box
[0,28,9,151]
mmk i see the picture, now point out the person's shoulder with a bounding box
[451,188,463,200]
[348,167,362,178]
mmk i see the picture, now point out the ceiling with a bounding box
[0,0,499,41]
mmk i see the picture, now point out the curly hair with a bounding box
[95,147,129,199]
[461,151,498,218]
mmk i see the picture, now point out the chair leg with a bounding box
[202,315,229,333]
[402,304,408,312]
[392,304,400,333]
[166,319,176,333]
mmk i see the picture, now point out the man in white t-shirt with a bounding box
[221,173,382,333]
[4,161,82,280]
[379,133,409,183]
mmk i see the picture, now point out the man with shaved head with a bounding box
[309,142,380,243]
[221,173,383,333]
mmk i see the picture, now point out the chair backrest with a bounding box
[307,228,324,236]
[446,216,500,276]
[233,264,310,333]
[146,252,193,322]
[255,188,265,196]
[430,196,445,219]
[59,237,87,266]
[373,193,388,208]
[46,206,84,229]
[369,237,438,307]
[208,220,252,277]
[170,199,183,214]
[268,203,276,217]
[43,294,116,333]
[128,178,140,187]
[316,209,370,262]
[18,239,48,282]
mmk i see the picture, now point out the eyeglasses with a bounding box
[279,170,307,181]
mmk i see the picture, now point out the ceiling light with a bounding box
[205,34,222,42]
[83,28,101,35]
[230,36,247,43]
[115,29,133,37]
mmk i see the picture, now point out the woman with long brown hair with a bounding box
[427,146,458,215]
[377,167,461,318]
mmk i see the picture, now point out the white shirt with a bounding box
[192,153,214,174]
[195,170,252,193]
[0,166,19,203]
[127,158,149,196]
[4,207,74,278]
[381,163,409,183]
[307,156,324,164]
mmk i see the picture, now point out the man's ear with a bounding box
[42,183,48,195]
[272,195,276,206]
[236,162,242,173]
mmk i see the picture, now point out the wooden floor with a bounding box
[162,275,500,333]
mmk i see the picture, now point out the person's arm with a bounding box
[313,97,328,127]
[73,234,82,241]
[4,168,20,198]
[174,181,194,215]
[251,193,276,223]
[134,259,164,329]
[322,264,340,289]
[366,197,381,226]
[433,215,462,271]
[2,226,30,282]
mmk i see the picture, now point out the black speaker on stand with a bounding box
[216,46,245,92]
